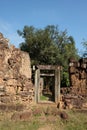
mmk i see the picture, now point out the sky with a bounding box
[0,0,87,55]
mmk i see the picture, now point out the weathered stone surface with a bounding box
[59,111,69,120]
[69,58,87,95]
[11,110,32,121]
[0,103,25,111]
[0,33,34,104]
[60,58,87,109]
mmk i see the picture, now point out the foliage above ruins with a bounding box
[82,40,87,57]
[17,25,79,86]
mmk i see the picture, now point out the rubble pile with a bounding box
[60,58,87,109]
[0,33,34,104]
[59,94,87,109]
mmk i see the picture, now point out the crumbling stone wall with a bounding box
[0,33,34,104]
[69,58,87,95]
[59,58,87,109]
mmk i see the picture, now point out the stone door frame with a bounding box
[34,65,61,104]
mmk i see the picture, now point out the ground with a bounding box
[0,103,87,130]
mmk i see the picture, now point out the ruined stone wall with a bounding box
[59,58,87,109]
[0,33,34,104]
[69,58,87,95]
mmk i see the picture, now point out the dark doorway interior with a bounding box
[39,73,55,102]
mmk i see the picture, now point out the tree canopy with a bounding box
[82,40,87,57]
[17,25,79,86]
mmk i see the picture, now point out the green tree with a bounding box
[82,40,87,57]
[17,25,79,87]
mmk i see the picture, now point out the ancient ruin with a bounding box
[0,33,34,104]
[34,65,61,104]
[60,58,87,109]
[69,58,87,95]
[0,33,87,110]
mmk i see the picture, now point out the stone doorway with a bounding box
[34,65,61,104]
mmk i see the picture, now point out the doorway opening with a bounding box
[34,65,61,104]
[39,70,55,102]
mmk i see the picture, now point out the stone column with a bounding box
[55,69,60,103]
[35,69,40,103]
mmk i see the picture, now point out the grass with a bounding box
[0,120,39,130]
[40,94,48,101]
[64,110,87,130]
[40,93,53,101]
[0,108,87,130]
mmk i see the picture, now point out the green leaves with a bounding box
[18,25,79,86]
[82,40,87,57]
